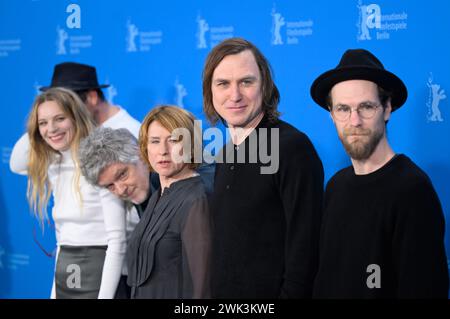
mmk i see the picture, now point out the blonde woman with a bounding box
[126,105,211,298]
[9,88,127,298]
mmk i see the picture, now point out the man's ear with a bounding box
[86,90,99,107]
[384,99,392,122]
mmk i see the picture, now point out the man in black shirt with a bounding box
[203,37,324,298]
[310,48,449,298]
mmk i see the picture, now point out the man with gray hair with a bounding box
[80,127,215,213]
[79,127,150,299]
[79,127,151,213]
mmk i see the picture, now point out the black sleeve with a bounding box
[392,178,449,298]
[150,172,160,193]
[181,195,212,298]
[196,162,216,195]
[276,134,324,298]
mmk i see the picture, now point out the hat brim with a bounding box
[39,84,110,92]
[310,66,407,112]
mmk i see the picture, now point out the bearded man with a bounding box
[310,49,449,298]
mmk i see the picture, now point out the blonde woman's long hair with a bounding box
[27,87,96,224]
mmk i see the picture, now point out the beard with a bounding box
[339,126,384,160]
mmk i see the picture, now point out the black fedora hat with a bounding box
[40,62,110,92]
[310,49,407,112]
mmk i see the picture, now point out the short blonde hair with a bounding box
[139,105,202,172]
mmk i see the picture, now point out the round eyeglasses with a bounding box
[331,103,381,122]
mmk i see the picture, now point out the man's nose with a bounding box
[115,183,127,196]
[349,108,363,126]
[229,83,242,102]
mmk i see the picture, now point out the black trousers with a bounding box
[114,275,131,299]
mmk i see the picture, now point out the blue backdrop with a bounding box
[1,0,449,298]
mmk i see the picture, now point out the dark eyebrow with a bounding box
[213,75,258,83]
[100,168,126,188]
[213,78,229,83]
[334,101,378,108]
[240,75,257,82]
[115,167,127,179]
[99,170,121,189]
[38,113,66,122]
[359,101,379,106]
[333,103,350,108]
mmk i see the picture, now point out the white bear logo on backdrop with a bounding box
[271,8,285,45]
[106,83,117,104]
[126,19,139,52]
[356,0,381,41]
[174,78,187,109]
[55,8,92,56]
[125,19,163,52]
[195,13,234,48]
[269,4,313,46]
[56,25,68,55]
[196,15,209,49]
[56,5,82,55]
[427,73,446,122]
[356,0,408,41]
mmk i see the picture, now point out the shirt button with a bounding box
[235,146,239,151]
[230,165,234,170]
[226,185,230,190]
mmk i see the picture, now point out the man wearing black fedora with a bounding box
[39,62,140,136]
[310,49,449,298]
